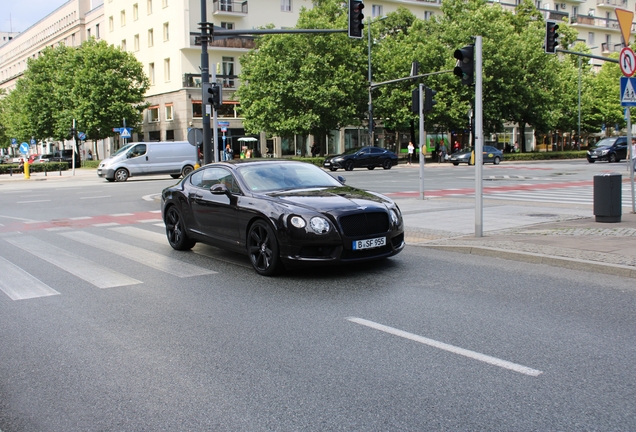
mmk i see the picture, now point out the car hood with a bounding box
[266,186,392,212]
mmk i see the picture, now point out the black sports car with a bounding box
[161,159,405,275]
[323,146,398,171]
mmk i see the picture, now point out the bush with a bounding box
[504,151,587,161]
[0,162,69,175]
[83,160,101,169]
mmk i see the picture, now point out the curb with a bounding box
[416,244,636,279]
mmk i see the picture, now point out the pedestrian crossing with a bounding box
[480,186,636,207]
[0,223,226,302]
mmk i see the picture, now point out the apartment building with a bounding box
[1,0,635,156]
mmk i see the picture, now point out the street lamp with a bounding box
[368,15,388,146]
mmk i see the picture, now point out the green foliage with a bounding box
[504,150,587,160]
[0,162,69,175]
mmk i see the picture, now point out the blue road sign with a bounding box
[620,76,636,106]
[30,138,36,145]
[78,132,86,140]
[11,138,17,146]
[19,142,29,154]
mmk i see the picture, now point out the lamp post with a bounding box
[367,15,388,146]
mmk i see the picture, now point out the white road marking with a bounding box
[0,256,60,300]
[110,213,134,216]
[69,216,93,220]
[0,214,39,222]
[109,226,166,244]
[17,200,51,204]
[139,219,162,223]
[80,195,111,199]
[93,223,120,227]
[5,237,141,289]
[154,223,166,228]
[149,210,162,213]
[61,231,217,277]
[347,317,543,377]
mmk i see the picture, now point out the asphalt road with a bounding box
[1,162,635,430]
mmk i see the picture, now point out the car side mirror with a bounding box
[210,183,230,195]
[337,175,346,184]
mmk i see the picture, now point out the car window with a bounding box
[193,167,241,194]
[593,138,617,148]
[359,148,370,155]
[239,163,342,192]
[370,148,384,154]
[129,144,147,158]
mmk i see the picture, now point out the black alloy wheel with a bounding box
[383,159,392,170]
[609,153,617,163]
[367,166,375,170]
[248,220,281,276]
[165,206,196,250]
[345,160,355,171]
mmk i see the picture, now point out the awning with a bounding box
[238,137,258,142]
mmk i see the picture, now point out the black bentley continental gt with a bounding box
[161,159,405,275]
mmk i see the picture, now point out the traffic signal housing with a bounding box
[424,87,437,113]
[348,0,365,39]
[411,87,420,113]
[203,82,222,110]
[545,21,559,54]
[454,45,474,86]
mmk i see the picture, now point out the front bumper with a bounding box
[97,167,115,179]
[323,160,344,169]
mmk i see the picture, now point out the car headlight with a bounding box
[390,209,401,226]
[332,157,344,162]
[309,217,330,234]
[601,149,609,155]
[290,215,306,229]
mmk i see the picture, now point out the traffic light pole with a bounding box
[419,83,425,200]
[475,36,483,238]
[199,0,212,165]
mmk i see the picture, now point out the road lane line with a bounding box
[79,195,111,199]
[0,256,60,300]
[17,200,51,204]
[347,317,543,377]
[5,237,142,289]
[61,231,217,277]
[110,226,166,244]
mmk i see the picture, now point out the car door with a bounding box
[355,147,373,168]
[483,146,496,163]
[189,167,240,244]
[125,143,148,175]
[615,138,627,160]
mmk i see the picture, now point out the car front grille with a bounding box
[338,212,390,237]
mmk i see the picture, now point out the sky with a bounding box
[1,0,69,33]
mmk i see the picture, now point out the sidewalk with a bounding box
[398,195,636,278]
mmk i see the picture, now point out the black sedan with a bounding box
[587,136,627,163]
[323,146,398,171]
[161,160,405,275]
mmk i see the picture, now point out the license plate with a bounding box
[353,236,386,250]
[591,155,597,158]
[324,162,331,166]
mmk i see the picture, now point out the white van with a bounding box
[97,141,197,182]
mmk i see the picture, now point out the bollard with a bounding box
[59,166,62,176]
[9,167,12,176]
[44,166,47,177]
[24,162,30,179]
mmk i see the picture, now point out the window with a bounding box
[149,131,161,141]
[133,4,139,20]
[192,101,202,118]
[162,0,168,7]
[572,6,578,17]
[149,63,155,85]
[121,39,127,51]
[134,34,140,51]
[222,56,235,88]
[72,33,76,46]
[121,10,126,26]
[163,22,169,41]
[281,0,292,12]
[372,5,383,17]
[148,106,160,122]
[424,11,434,20]
[588,32,595,45]
[96,23,100,38]
[221,22,235,30]
[147,0,153,14]
[166,130,174,140]
[220,0,232,11]
[165,104,173,121]
[109,16,114,31]
[535,0,541,8]
[148,29,154,47]
[129,144,147,157]
[87,28,91,38]
[164,58,171,82]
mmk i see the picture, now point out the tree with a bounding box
[236,0,367,154]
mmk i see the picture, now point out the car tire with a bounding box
[114,168,129,182]
[493,156,501,165]
[453,162,459,166]
[170,174,181,179]
[367,166,375,170]
[345,160,354,171]
[588,159,595,163]
[382,159,392,170]
[182,165,194,177]
[165,206,196,251]
[609,154,617,163]
[247,220,282,276]
[329,167,337,172]
[106,178,115,182]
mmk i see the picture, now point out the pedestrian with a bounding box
[407,142,414,165]
[310,143,317,157]
[514,141,519,153]
[223,144,234,161]
[18,158,24,173]
[453,140,460,153]
[439,141,447,164]
[434,141,440,162]
[87,149,93,161]
[631,138,636,173]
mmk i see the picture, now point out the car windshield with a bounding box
[592,138,617,148]
[238,162,342,192]
[113,143,134,156]
[340,147,364,156]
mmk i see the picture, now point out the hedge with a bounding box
[0,162,69,175]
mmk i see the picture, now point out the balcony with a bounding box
[601,42,624,53]
[596,0,627,7]
[212,0,248,16]
[570,14,634,30]
[540,9,570,22]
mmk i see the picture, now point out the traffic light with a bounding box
[454,45,474,86]
[411,87,420,113]
[424,87,437,113]
[348,0,365,39]
[545,21,559,54]
[203,82,222,109]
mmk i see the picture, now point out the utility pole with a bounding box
[200,0,212,165]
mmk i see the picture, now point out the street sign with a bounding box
[11,138,17,146]
[77,132,86,140]
[19,142,29,154]
[120,128,132,139]
[616,8,634,47]
[620,47,636,77]
[218,121,230,127]
[620,77,636,106]
[30,138,36,145]
[187,128,203,147]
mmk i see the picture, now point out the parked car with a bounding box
[34,154,52,163]
[50,149,81,168]
[587,136,627,163]
[27,154,40,163]
[449,145,504,165]
[161,159,405,276]
[323,146,398,171]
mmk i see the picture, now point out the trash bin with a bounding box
[593,173,622,223]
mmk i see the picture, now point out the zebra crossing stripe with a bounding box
[60,231,217,277]
[0,256,60,300]
[109,226,166,244]
[5,237,142,289]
